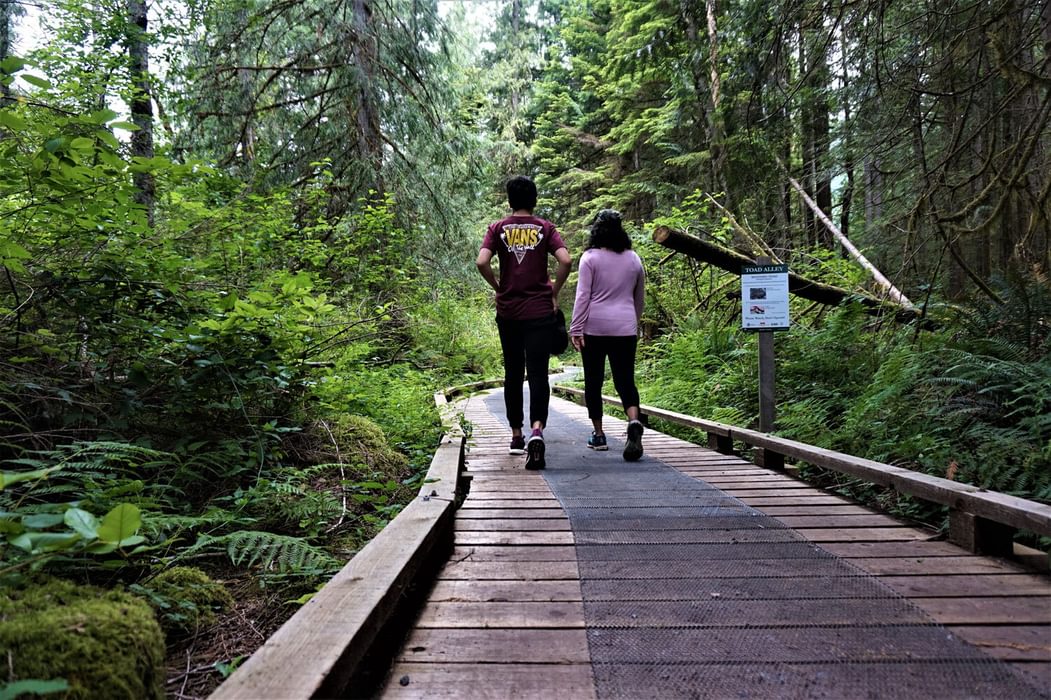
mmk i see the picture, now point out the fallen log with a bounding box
[652,226,928,324]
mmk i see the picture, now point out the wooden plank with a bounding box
[697,475,803,483]
[844,556,1029,576]
[948,626,1051,661]
[914,596,1051,624]
[456,531,575,546]
[466,484,554,493]
[438,561,580,581]
[455,519,571,532]
[427,580,582,602]
[395,629,591,664]
[820,541,973,557]
[459,499,560,509]
[677,469,775,477]
[455,508,566,519]
[381,663,597,699]
[792,528,928,542]
[879,574,1051,597]
[462,487,554,498]
[1009,662,1051,689]
[715,483,820,492]
[773,514,908,528]
[415,602,586,628]
[451,545,578,561]
[738,495,853,505]
[750,504,876,516]
[724,488,836,497]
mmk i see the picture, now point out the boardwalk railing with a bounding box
[553,385,1051,558]
[208,383,491,699]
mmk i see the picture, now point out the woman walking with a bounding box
[569,209,646,461]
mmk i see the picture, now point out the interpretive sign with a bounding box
[741,264,790,331]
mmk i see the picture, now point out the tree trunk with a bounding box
[0,1,15,105]
[352,0,383,193]
[784,167,914,308]
[838,21,854,241]
[126,0,155,225]
[652,226,926,324]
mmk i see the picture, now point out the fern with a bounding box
[178,530,340,575]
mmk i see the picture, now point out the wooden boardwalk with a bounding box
[380,391,1051,698]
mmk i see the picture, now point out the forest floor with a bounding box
[163,574,293,699]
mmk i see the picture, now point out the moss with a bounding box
[142,566,233,637]
[0,578,165,700]
[334,414,408,477]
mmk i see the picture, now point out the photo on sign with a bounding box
[749,287,767,300]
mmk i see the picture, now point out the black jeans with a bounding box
[581,335,640,420]
[496,314,553,429]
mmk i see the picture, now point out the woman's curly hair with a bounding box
[586,209,631,252]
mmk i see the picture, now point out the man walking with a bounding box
[476,176,572,470]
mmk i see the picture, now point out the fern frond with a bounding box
[179,530,339,574]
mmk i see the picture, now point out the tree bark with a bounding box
[126,0,155,225]
[784,169,914,308]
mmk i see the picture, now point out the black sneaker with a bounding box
[624,421,644,462]
[587,432,608,450]
[509,435,526,455]
[525,430,545,470]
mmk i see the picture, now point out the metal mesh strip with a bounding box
[524,400,1048,700]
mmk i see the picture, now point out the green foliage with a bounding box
[134,566,233,637]
[0,578,165,700]
[179,530,339,578]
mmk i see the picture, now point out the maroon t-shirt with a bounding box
[481,215,566,320]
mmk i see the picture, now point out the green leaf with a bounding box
[20,74,51,89]
[0,467,55,490]
[64,508,99,539]
[96,504,141,543]
[88,108,119,124]
[95,129,121,149]
[109,121,141,131]
[22,513,64,529]
[0,57,26,75]
[85,541,118,554]
[0,679,70,700]
[0,240,31,260]
[9,531,80,553]
[0,112,26,132]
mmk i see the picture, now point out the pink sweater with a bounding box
[570,248,645,337]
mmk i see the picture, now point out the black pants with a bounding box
[496,314,552,429]
[581,334,640,420]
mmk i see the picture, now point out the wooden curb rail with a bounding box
[210,385,479,699]
[553,385,1051,557]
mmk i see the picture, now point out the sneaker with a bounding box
[587,432,608,451]
[624,421,644,462]
[509,435,526,455]
[525,429,545,470]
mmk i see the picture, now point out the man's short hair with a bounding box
[506,176,538,211]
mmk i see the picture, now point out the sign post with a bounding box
[742,258,789,469]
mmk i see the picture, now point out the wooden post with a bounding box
[707,432,734,455]
[754,256,783,470]
[948,509,1015,556]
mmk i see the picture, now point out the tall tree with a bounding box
[125,0,154,223]
[1,0,25,104]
